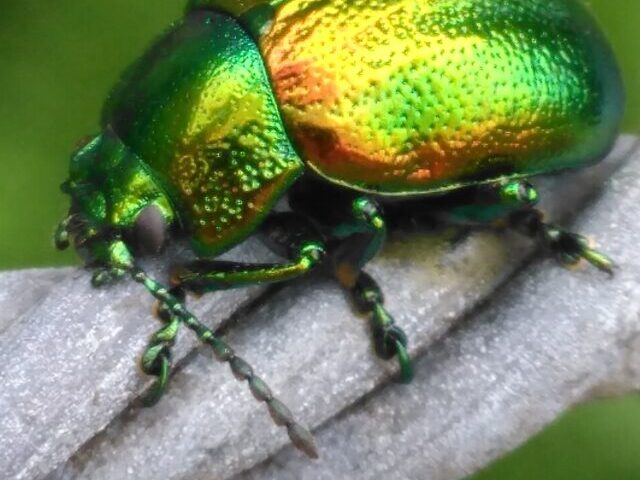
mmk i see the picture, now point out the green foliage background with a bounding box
[0,2,638,478]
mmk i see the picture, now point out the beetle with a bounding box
[56,0,624,459]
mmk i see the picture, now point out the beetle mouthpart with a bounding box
[55,213,97,251]
[54,216,73,251]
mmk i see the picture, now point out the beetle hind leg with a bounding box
[510,209,616,274]
[441,180,615,274]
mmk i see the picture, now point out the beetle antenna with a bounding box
[129,267,319,459]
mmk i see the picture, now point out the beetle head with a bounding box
[57,129,176,271]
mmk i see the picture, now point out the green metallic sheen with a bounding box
[187,0,284,38]
[187,0,284,17]
[102,11,302,256]
[253,0,625,194]
[64,130,175,230]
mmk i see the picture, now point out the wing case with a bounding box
[260,0,624,194]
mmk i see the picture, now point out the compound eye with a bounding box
[134,204,167,255]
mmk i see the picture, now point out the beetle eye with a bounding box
[134,204,167,255]
[518,181,538,205]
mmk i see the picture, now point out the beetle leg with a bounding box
[439,180,540,225]
[83,236,318,457]
[91,267,128,287]
[332,197,387,273]
[331,197,414,383]
[140,288,184,406]
[259,205,413,382]
[287,185,415,382]
[510,209,616,274]
[171,241,326,294]
[351,271,414,383]
[130,267,319,459]
[429,180,614,273]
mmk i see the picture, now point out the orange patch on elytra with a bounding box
[409,124,558,182]
[271,60,339,107]
[294,123,396,185]
[407,168,432,182]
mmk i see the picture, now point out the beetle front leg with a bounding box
[131,268,319,458]
[172,241,326,294]
[140,290,184,406]
[510,209,616,274]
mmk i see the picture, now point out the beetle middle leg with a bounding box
[331,197,414,383]
[288,180,414,383]
[259,206,412,384]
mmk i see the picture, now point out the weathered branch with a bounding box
[0,136,638,480]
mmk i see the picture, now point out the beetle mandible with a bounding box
[56,0,624,458]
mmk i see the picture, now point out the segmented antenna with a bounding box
[130,267,318,459]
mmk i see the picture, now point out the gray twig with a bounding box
[0,136,638,480]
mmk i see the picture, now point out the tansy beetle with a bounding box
[56,0,624,458]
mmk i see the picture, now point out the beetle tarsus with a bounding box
[130,266,318,458]
[91,267,128,287]
[510,209,617,275]
[580,246,617,276]
[351,271,414,384]
[140,301,182,406]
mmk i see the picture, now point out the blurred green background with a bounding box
[0,1,638,478]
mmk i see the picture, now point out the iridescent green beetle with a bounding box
[56,0,624,458]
